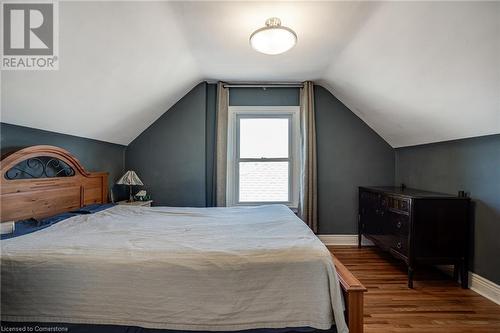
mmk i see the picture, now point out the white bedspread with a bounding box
[1,205,347,332]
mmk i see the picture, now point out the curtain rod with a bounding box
[222,83,303,88]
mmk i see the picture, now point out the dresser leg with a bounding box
[408,267,414,288]
[460,260,469,289]
[453,264,459,282]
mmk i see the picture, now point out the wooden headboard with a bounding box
[0,145,108,222]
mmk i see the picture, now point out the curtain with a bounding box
[214,82,229,207]
[298,81,318,233]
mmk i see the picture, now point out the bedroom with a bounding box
[0,1,499,333]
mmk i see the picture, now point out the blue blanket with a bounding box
[1,204,116,240]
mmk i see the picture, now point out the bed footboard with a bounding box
[332,254,366,333]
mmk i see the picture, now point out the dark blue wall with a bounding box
[229,87,300,106]
[126,82,207,207]
[315,86,395,233]
[0,123,126,199]
[395,134,500,284]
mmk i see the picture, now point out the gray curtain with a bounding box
[214,82,229,207]
[298,81,318,233]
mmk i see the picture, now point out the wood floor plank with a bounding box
[329,246,500,333]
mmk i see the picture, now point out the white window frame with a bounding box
[226,106,300,208]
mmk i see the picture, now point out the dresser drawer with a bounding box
[388,196,411,213]
[400,199,410,212]
[391,235,409,257]
[390,214,409,235]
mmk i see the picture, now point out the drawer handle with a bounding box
[397,241,402,249]
[396,221,402,229]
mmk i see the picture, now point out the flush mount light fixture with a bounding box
[249,17,297,55]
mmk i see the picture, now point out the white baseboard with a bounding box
[470,273,500,305]
[437,265,500,305]
[318,234,373,246]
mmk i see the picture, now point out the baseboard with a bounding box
[437,265,500,305]
[470,273,500,305]
[318,234,373,246]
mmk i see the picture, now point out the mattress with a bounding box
[0,204,347,333]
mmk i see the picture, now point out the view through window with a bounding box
[238,118,290,202]
[227,106,299,207]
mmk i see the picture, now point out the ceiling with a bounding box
[2,1,499,147]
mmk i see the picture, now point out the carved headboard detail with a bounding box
[0,145,108,222]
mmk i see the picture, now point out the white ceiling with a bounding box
[1,1,499,147]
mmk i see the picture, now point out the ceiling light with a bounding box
[249,17,297,55]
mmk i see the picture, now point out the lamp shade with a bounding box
[116,170,143,186]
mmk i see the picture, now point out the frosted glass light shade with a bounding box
[250,18,297,55]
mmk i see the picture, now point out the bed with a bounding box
[0,146,366,333]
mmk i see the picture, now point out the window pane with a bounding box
[239,118,289,158]
[239,162,289,202]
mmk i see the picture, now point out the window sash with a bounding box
[237,160,291,204]
[226,106,300,208]
[237,116,290,159]
[236,115,292,204]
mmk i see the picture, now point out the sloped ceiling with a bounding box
[1,1,499,147]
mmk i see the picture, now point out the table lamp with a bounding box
[116,170,144,202]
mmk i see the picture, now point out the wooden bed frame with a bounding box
[0,145,108,222]
[0,145,366,333]
[332,254,367,333]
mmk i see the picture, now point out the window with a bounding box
[227,106,300,207]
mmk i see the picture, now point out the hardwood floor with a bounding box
[329,246,500,333]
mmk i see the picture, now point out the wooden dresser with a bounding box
[358,186,470,288]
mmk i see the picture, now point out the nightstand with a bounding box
[117,200,153,207]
